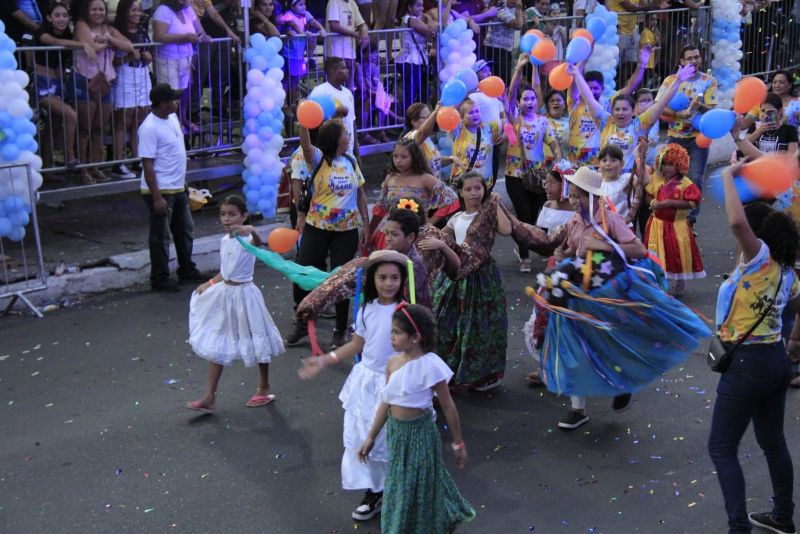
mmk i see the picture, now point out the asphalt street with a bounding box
[3,173,800,534]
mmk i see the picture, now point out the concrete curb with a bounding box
[2,221,286,313]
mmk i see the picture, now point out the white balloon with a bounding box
[8,98,28,117]
[13,70,28,88]
[30,171,42,191]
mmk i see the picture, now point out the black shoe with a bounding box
[612,393,633,412]
[285,323,308,346]
[749,512,797,534]
[152,280,181,292]
[352,490,382,521]
[558,410,589,430]
[330,329,347,350]
[178,269,206,283]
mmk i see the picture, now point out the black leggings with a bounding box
[506,175,546,260]
[293,225,359,331]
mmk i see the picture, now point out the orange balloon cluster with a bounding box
[695,133,712,149]
[297,100,324,129]
[478,76,505,98]
[740,152,800,198]
[268,227,300,253]
[733,77,767,114]
[436,106,460,131]
[548,63,573,91]
[532,38,556,63]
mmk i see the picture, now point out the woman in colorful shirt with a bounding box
[402,102,448,178]
[395,0,434,110]
[709,159,800,534]
[450,98,503,188]
[505,53,561,272]
[286,118,370,349]
[480,0,523,83]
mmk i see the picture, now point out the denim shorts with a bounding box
[35,74,65,99]
[68,71,113,104]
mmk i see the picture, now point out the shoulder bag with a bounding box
[88,28,111,99]
[708,274,782,373]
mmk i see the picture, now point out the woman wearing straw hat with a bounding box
[531,167,710,430]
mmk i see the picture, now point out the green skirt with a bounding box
[382,412,475,534]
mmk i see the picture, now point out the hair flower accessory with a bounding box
[397,198,420,213]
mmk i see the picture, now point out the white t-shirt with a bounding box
[138,113,187,192]
[325,0,363,60]
[309,82,356,153]
[447,211,478,245]
[152,5,197,60]
[469,92,503,124]
[354,301,396,372]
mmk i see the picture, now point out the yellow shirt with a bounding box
[190,0,213,17]
[607,0,639,36]
[639,28,656,68]
[598,107,657,172]
[450,121,501,187]
[505,114,556,177]
[657,73,718,138]
[304,148,365,231]
[567,96,602,164]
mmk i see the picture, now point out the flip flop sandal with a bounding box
[246,393,276,407]
[186,400,214,413]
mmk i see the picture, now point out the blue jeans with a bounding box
[667,136,709,224]
[708,342,794,533]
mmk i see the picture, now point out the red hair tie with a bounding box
[395,301,421,338]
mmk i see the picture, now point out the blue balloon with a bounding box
[15,133,34,151]
[267,36,283,53]
[668,92,690,112]
[310,94,336,120]
[565,36,592,64]
[245,190,260,204]
[441,79,468,107]
[586,17,607,42]
[519,33,539,54]
[7,225,25,242]
[700,109,737,139]
[0,143,19,162]
[0,51,15,70]
[4,196,23,211]
[0,217,10,237]
[250,33,267,49]
[455,68,479,92]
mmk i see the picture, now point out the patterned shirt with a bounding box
[484,6,517,51]
[598,108,657,172]
[567,98,602,164]
[305,147,365,231]
[566,204,637,258]
[657,73,718,139]
[450,122,501,186]
[505,114,556,176]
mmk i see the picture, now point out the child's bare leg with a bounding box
[194,363,224,408]
[256,363,270,397]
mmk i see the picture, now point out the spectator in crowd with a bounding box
[481,0,524,84]
[657,44,717,227]
[0,1,43,45]
[745,93,799,155]
[73,0,136,184]
[638,13,659,87]
[34,1,83,177]
[111,0,152,180]
[372,0,396,30]
[355,41,396,143]
[280,0,327,107]
[396,0,434,111]
[572,0,598,22]
[189,0,240,43]
[447,0,483,33]
[325,0,368,90]
[310,57,359,156]
[139,83,205,292]
[250,0,280,36]
[286,118,370,348]
[152,0,210,134]
[769,70,798,109]
[606,0,658,87]
[541,2,566,79]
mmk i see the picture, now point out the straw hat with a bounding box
[566,166,604,196]
[362,250,410,271]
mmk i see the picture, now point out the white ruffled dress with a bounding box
[188,234,284,366]
[339,301,396,492]
[380,352,454,409]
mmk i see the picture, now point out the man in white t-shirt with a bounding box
[325,0,368,88]
[309,57,359,156]
[139,84,203,292]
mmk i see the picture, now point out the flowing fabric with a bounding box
[236,235,333,291]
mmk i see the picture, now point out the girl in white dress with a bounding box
[186,195,285,413]
[298,250,410,522]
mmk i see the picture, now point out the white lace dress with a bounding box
[188,234,284,366]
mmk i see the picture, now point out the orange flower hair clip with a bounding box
[397,198,420,213]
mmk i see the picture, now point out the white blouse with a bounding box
[380,352,453,409]
[220,234,255,283]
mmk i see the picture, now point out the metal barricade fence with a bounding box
[741,0,800,77]
[0,163,47,318]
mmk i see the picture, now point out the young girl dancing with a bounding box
[532,167,710,429]
[186,195,285,412]
[298,251,410,522]
[369,139,458,249]
[358,303,475,533]
[643,143,706,296]
[433,171,512,391]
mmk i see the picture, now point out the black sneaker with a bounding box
[558,410,589,430]
[152,280,181,292]
[749,512,797,533]
[352,490,382,521]
[284,323,308,346]
[612,393,633,412]
[330,329,347,350]
[178,269,206,283]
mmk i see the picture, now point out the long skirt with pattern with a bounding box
[432,260,507,386]
[382,412,476,534]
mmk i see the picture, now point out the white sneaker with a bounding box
[112,164,136,179]
[519,259,532,273]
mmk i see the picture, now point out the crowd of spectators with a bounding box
[1,0,800,184]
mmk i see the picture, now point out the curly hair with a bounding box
[656,143,690,176]
[745,202,800,268]
[387,205,424,236]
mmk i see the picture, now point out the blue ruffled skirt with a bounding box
[537,255,711,397]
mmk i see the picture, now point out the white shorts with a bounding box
[155,55,192,90]
[113,65,153,109]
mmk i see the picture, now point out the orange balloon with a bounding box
[548,62,573,91]
[733,76,768,114]
[741,152,800,198]
[268,227,300,253]
[695,133,712,149]
[532,38,557,62]
[436,106,460,132]
[572,28,594,44]
[297,100,324,129]
[478,75,506,98]
[526,29,545,39]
